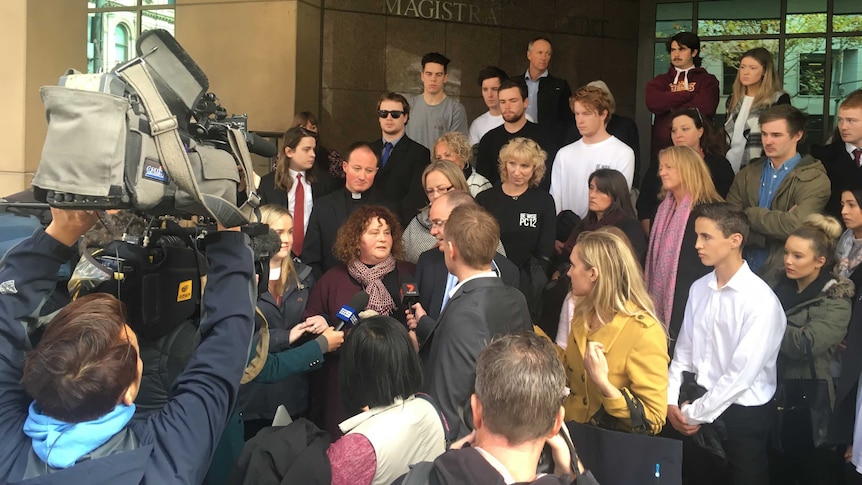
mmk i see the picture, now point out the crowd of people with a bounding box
[3,30,862,485]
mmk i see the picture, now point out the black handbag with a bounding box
[772,335,832,454]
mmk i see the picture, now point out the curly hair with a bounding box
[497,137,547,188]
[434,131,473,168]
[332,205,405,263]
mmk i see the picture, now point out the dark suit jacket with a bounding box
[414,248,520,320]
[257,167,337,207]
[416,277,531,441]
[533,73,574,145]
[812,141,858,219]
[300,188,391,279]
[369,136,430,225]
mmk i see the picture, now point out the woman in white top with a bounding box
[724,47,790,173]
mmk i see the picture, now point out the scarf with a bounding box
[347,256,397,315]
[23,401,136,469]
[645,193,692,328]
[836,229,862,278]
[673,66,695,91]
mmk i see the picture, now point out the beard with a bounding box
[502,110,524,123]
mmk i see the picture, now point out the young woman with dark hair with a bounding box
[327,316,446,485]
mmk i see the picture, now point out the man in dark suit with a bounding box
[301,142,389,278]
[415,190,519,320]
[812,89,862,219]
[369,92,431,225]
[407,204,532,441]
[522,37,573,148]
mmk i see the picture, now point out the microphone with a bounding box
[400,274,419,315]
[335,291,369,331]
[246,132,278,158]
[246,225,280,297]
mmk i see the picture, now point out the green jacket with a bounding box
[766,272,854,405]
[726,154,830,274]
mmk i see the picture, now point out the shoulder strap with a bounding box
[415,392,451,449]
[401,460,435,485]
[118,60,255,227]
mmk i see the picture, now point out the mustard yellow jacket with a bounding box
[558,309,669,435]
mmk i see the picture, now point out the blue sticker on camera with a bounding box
[143,158,169,184]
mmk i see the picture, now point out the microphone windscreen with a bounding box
[349,291,370,312]
[251,228,281,261]
[247,132,278,158]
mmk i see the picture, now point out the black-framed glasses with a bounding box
[378,110,404,119]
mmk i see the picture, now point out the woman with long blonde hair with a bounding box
[724,47,790,172]
[645,146,722,355]
[558,230,669,435]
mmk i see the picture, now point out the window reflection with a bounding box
[697,0,781,36]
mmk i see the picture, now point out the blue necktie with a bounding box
[382,142,393,168]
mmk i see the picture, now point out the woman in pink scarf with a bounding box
[644,146,722,356]
[303,205,415,438]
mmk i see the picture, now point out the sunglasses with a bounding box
[378,110,405,119]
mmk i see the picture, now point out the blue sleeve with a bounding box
[135,231,256,485]
[0,229,74,478]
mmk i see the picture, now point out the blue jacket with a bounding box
[0,229,256,485]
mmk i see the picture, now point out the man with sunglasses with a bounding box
[370,93,432,226]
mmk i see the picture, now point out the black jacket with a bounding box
[301,188,392,279]
[812,141,859,219]
[369,136,430,224]
[525,73,575,147]
[257,166,337,208]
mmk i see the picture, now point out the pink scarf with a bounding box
[645,193,692,328]
[347,256,397,315]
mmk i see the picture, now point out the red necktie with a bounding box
[854,148,862,168]
[292,173,304,256]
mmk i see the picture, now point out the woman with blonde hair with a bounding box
[402,160,470,263]
[725,47,790,172]
[559,230,669,434]
[240,205,339,429]
[645,145,722,355]
[433,131,491,196]
[477,137,556,318]
[765,214,851,484]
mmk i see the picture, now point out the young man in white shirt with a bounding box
[468,66,508,146]
[550,85,634,218]
[667,202,786,485]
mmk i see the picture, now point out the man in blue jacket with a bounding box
[0,209,256,484]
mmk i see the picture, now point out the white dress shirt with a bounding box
[287,168,313,230]
[667,261,786,425]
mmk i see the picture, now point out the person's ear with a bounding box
[548,406,565,439]
[471,394,483,430]
[692,48,699,60]
[284,146,294,159]
[589,266,599,284]
[730,232,743,250]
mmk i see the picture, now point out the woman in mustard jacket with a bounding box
[559,230,669,434]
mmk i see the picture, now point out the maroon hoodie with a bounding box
[645,65,719,156]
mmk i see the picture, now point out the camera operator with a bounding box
[0,208,256,484]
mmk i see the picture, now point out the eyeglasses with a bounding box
[378,110,405,119]
[430,219,448,228]
[425,185,454,197]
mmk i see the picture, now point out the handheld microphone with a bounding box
[335,291,369,331]
[400,274,419,315]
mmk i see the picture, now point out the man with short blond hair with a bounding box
[550,85,635,218]
[407,204,530,441]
